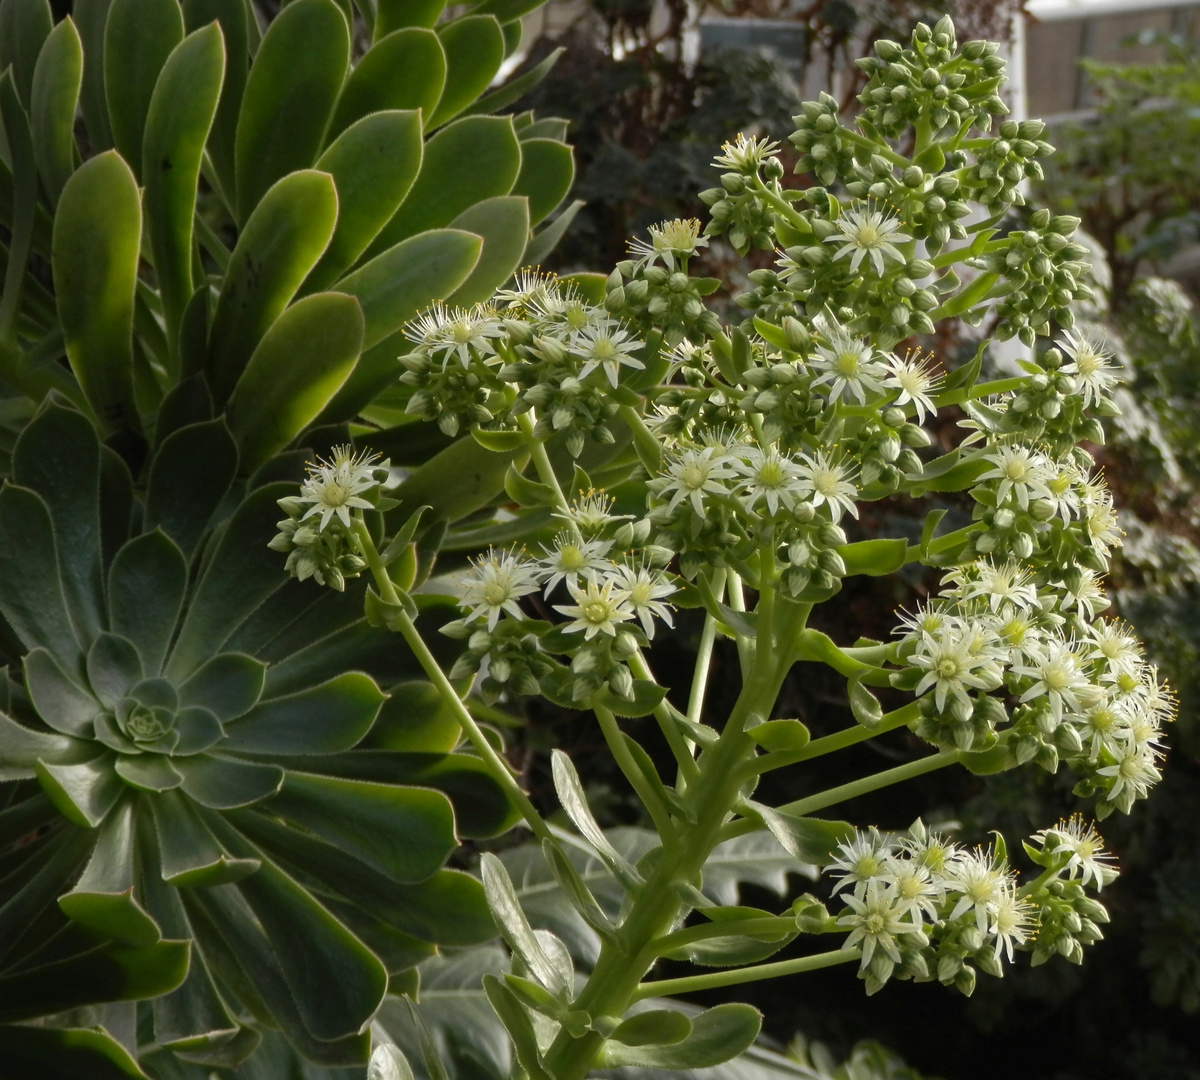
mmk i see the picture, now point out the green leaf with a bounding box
[269,771,456,883]
[962,740,1016,776]
[86,632,142,708]
[0,69,39,346]
[29,15,82,207]
[550,749,642,886]
[0,483,81,662]
[848,670,883,727]
[469,0,547,21]
[12,402,105,646]
[480,853,570,997]
[462,47,563,120]
[144,419,238,560]
[0,0,51,108]
[600,1003,762,1069]
[207,169,339,404]
[107,531,187,676]
[610,1009,692,1047]
[327,28,445,143]
[51,150,142,436]
[178,652,266,723]
[445,196,530,305]
[366,680,461,753]
[370,1043,417,1080]
[593,679,667,719]
[58,797,162,945]
[752,804,855,865]
[103,0,184,181]
[511,138,573,226]
[182,0,251,207]
[24,648,98,737]
[233,0,349,222]
[837,538,909,577]
[176,753,284,809]
[0,1025,152,1079]
[337,228,481,352]
[142,23,225,355]
[112,753,182,792]
[34,755,121,826]
[376,0,445,36]
[391,435,517,525]
[481,974,552,1080]
[366,115,521,254]
[222,672,384,754]
[523,198,582,265]
[225,291,364,468]
[74,0,114,151]
[0,938,190,1023]
[747,719,810,752]
[151,791,260,886]
[427,15,504,130]
[233,850,389,1043]
[503,461,555,507]
[307,110,424,291]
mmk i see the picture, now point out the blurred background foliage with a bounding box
[495,4,1200,1078]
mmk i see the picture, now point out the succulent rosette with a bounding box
[0,401,515,1068]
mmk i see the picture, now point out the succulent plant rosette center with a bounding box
[0,404,513,1068]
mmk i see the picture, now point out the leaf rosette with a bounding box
[0,402,515,1068]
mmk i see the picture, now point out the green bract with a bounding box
[0,401,515,1070]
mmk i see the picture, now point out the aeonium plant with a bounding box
[278,16,1168,1079]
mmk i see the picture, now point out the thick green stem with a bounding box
[541,670,783,1080]
[353,520,554,844]
[518,412,575,524]
[631,947,860,1001]
[747,701,921,775]
[687,570,726,726]
[629,650,700,786]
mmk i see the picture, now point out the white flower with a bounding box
[977,445,1053,510]
[554,577,635,640]
[812,326,888,405]
[1056,568,1109,621]
[1078,695,1131,759]
[883,348,941,423]
[460,548,541,630]
[714,133,781,172]
[945,847,1012,934]
[1044,460,1085,523]
[1014,637,1090,723]
[1085,620,1143,678]
[994,609,1046,668]
[571,323,644,387]
[827,829,895,898]
[795,450,859,521]
[910,624,1002,713]
[949,559,1040,613]
[894,603,957,645]
[658,446,737,516]
[538,533,614,595]
[825,204,912,276]
[609,562,676,639]
[837,880,924,971]
[1096,739,1162,805]
[1060,328,1120,407]
[730,447,804,516]
[989,883,1033,962]
[297,445,382,530]
[1081,482,1122,559]
[1033,817,1119,891]
[553,492,631,535]
[628,218,708,268]
[494,267,562,312]
[887,859,942,920]
[405,302,503,368]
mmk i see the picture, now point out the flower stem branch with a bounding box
[631,947,860,1001]
[353,521,554,844]
[747,701,921,774]
[593,702,680,847]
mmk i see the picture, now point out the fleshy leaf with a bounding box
[107,531,188,676]
[599,1003,762,1069]
[114,754,184,793]
[0,1024,153,1079]
[178,653,266,723]
[269,771,456,883]
[29,13,82,207]
[86,633,143,709]
[144,419,238,560]
[511,138,574,225]
[445,196,530,306]
[34,755,122,827]
[176,754,284,809]
[24,648,98,737]
[232,0,349,222]
[427,15,504,130]
[221,672,385,754]
[151,791,260,887]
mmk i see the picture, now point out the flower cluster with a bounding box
[444,494,677,704]
[826,818,1115,996]
[399,273,647,457]
[269,446,390,590]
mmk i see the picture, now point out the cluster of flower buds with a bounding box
[400,273,647,457]
[604,220,723,346]
[699,136,788,255]
[269,446,391,591]
[825,818,1116,996]
[854,18,1007,140]
[442,494,676,705]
